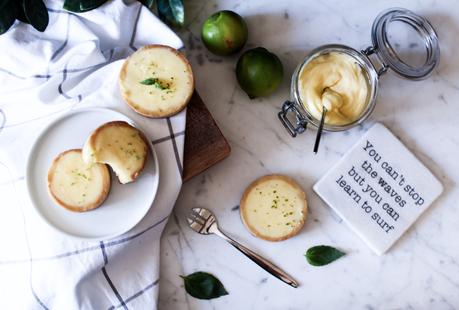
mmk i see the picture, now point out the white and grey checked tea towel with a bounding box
[0,0,186,308]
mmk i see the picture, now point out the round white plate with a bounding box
[26,108,159,240]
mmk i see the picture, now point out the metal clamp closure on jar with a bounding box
[278,8,440,137]
[278,100,308,137]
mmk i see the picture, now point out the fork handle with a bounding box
[215,230,299,288]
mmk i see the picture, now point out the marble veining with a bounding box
[159,1,459,309]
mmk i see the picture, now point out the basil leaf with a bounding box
[140,78,156,85]
[138,0,155,10]
[157,0,184,27]
[22,0,48,32]
[63,0,108,13]
[140,78,170,90]
[305,245,345,266]
[181,272,228,300]
[0,1,16,35]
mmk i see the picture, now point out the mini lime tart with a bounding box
[48,149,110,212]
[240,174,308,241]
[119,44,194,118]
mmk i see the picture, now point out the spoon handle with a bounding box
[313,106,327,154]
[214,229,299,288]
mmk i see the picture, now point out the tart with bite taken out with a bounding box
[82,121,149,184]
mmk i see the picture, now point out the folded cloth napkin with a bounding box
[0,0,185,309]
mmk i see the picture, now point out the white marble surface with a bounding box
[159,1,459,309]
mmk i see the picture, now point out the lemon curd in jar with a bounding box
[297,52,370,126]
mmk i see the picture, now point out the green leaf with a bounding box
[63,0,108,13]
[22,0,49,32]
[138,0,155,10]
[168,0,184,24]
[140,77,170,90]
[140,78,156,85]
[181,272,228,300]
[157,0,184,27]
[15,1,29,24]
[305,245,345,266]
[0,0,11,9]
[0,1,16,35]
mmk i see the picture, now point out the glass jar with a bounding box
[278,8,440,136]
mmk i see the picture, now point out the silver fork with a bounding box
[186,207,299,288]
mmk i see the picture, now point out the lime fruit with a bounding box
[201,10,248,56]
[236,47,284,98]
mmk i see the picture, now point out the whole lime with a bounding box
[236,47,284,98]
[201,10,248,56]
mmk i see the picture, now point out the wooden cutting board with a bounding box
[182,91,231,182]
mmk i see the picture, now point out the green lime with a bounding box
[201,10,248,56]
[236,47,284,99]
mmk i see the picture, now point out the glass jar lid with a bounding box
[370,8,440,79]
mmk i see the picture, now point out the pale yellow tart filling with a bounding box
[48,149,110,211]
[241,175,308,241]
[119,45,194,118]
[298,52,369,126]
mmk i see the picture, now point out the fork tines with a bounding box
[186,208,215,234]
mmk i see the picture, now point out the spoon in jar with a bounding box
[314,87,340,154]
[313,106,327,154]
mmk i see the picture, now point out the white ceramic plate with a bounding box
[26,108,159,240]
